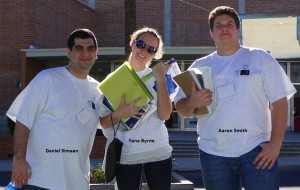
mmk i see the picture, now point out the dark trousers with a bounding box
[116,157,172,190]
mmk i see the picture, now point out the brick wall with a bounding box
[136,0,164,37]
[90,135,107,159]
[0,136,14,159]
[171,0,238,47]
[94,0,300,47]
[0,135,106,160]
[0,0,96,110]
[33,0,96,48]
[1,0,299,111]
[246,0,300,16]
[94,0,125,47]
[0,0,34,110]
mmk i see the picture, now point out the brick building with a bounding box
[0,0,300,159]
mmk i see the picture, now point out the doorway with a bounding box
[290,61,300,132]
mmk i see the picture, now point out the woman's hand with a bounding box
[113,94,148,121]
[151,61,170,82]
[100,94,148,128]
[151,61,173,120]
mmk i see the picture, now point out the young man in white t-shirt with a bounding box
[174,6,296,190]
[7,29,101,190]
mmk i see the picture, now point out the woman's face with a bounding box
[130,33,159,70]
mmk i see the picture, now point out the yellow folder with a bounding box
[98,62,154,110]
[98,62,154,129]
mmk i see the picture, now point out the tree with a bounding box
[124,0,136,57]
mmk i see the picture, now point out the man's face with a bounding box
[210,14,240,46]
[66,38,98,72]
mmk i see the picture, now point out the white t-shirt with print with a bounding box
[174,46,296,157]
[99,67,173,164]
[7,67,102,190]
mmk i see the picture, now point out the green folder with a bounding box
[98,62,154,111]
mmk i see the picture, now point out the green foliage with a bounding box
[90,164,106,184]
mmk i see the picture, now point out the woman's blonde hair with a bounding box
[129,26,164,60]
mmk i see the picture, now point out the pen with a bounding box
[142,58,176,81]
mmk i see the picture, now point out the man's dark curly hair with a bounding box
[67,28,98,49]
[208,6,240,31]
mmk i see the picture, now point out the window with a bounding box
[76,0,95,9]
[291,63,300,83]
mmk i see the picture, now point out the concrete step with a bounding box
[172,151,300,158]
[281,148,300,152]
[170,140,300,158]
[172,153,300,158]
[173,147,300,152]
[280,152,300,156]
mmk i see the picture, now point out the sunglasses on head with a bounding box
[135,40,157,55]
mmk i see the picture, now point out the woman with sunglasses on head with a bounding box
[99,27,173,190]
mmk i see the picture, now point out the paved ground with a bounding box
[193,188,300,190]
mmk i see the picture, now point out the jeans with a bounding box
[199,145,279,190]
[116,157,172,190]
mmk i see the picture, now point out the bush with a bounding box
[90,164,106,184]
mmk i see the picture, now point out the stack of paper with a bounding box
[142,59,181,103]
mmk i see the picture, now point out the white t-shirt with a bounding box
[174,46,296,157]
[99,67,172,164]
[7,67,102,190]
